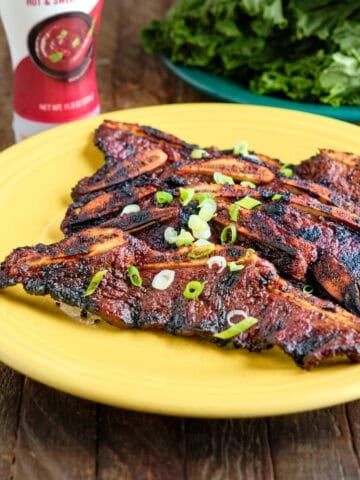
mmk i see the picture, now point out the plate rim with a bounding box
[0,102,359,418]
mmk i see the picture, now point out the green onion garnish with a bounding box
[198,198,217,222]
[228,203,241,222]
[302,284,314,295]
[179,187,195,206]
[214,316,258,339]
[57,29,68,40]
[220,224,237,244]
[235,196,261,210]
[188,242,215,259]
[188,214,211,240]
[240,180,256,189]
[155,191,173,204]
[127,265,142,287]
[72,37,81,48]
[227,261,245,272]
[194,192,214,203]
[233,141,249,156]
[164,227,178,244]
[183,280,206,300]
[83,270,108,297]
[190,148,209,159]
[48,51,64,63]
[213,172,234,185]
[272,193,283,201]
[279,165,293,177]
[175,229,194,247]
[120,204,140,216]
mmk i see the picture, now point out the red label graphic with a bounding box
[13,1,103,123]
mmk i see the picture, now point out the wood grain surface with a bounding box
[0,1,359,479]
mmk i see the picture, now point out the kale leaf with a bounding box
[141,0,360,106]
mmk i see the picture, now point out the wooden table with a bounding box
[0,1,359,479]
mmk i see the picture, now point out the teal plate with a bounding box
[164,58,360,123]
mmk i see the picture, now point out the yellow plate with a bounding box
[0,104,359,418]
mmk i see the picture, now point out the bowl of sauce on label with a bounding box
[28,12,95,81]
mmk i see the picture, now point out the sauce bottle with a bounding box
[0,0,104,141]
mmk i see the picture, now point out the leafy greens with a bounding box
[141,0,360,106]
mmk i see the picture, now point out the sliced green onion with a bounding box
[214,316,258,339]
[194,192,214,203]
[152,270,175,290]
[228,203,241,222]
[279,165,293,177]
[48,51,64,63]
[188,214,211,239]
[227,261,245,272]
[72,36,81,48]
[207,256,227,272]
[164,227,178,244]
[127,265,142,287]
[57,29,68,40]
[175,229,194,247]
[302,284,314,295]
[188,242,215,259]
[233,141,249,156]
[235,196,261,210]
[193,239,212,247]
[179,187,195,206]
[120,204,140,216]
[198,198,217,222]
[272,193,283,201]
[188,214,206,231]
[83,270,108,297]
[213,172,234,185]
[198,196,216,208]
[183,280,206,300]
[190,148,209,159]
[196,224,211,240]
[220,224,237,245]
[155,191,173,204]
[240,180,256,189]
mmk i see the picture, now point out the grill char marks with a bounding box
[101,207,179,234]
[1,227,360,369]
[62,185,157,234]
[71,120,195,200]
[72,147,167,199]
[215,194,360,315]
[64,121,277,236]
[281,177,360,216]
[295,149,360,205]
[215,203,316,281]
[60,121,360,314]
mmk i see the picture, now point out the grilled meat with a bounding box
[295,149,360,205]
[215,198,360,315]
[61,121,360,314]
[1,227,360,369]
[71,121,196,199]
[61,121,276,235]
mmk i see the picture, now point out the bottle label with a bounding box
[1,0,104,123]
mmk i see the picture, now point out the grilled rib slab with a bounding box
[1,227,360,369]
[1,120,360,369]
[60,121,360,315]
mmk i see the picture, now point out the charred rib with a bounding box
[1,227,360,369]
